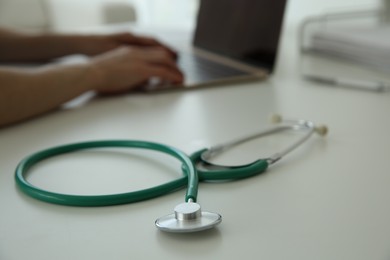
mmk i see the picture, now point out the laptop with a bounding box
[148,0,287,90]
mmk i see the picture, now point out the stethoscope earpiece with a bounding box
[270,113,283,124]
[315,125,328,136]
[271,114,328,136]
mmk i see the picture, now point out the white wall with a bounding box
[128,0,199,29]
[0,0,382,32]
[0,0,50,31]
[47,0,199,31]
[47,0,110,30]
[286,0,380,26]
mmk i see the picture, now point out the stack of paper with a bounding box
[310,25,390,72]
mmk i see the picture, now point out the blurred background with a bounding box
[0,0,382,32]
[1,0,389,87]
[0,0,199,32]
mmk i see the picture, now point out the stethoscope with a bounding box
[15,115,328,233]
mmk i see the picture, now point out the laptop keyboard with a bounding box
[177,52,249,83]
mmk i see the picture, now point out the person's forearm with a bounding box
[0,28,88,62]
[0,64,97,127]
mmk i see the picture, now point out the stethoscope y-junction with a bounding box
[15,115,328,233]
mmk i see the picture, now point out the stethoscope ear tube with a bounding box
[189,149,269,181]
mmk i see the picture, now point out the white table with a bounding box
[1,1,390,259]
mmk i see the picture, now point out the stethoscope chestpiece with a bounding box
[155,201,222,233]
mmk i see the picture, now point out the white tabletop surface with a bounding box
[1,1,390,259]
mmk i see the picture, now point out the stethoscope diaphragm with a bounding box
[155,201,222,233]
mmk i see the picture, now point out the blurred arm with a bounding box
[0,46,183,127]
[0,27,89,62]
[0,63,96,126]
[0,27,178,62]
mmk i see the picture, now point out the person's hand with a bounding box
[88,46,184,94]
[77,32,178,59]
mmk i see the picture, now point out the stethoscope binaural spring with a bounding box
[15,115,328,233]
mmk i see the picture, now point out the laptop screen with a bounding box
[193,0,287,72]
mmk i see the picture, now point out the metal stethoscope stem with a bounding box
[201,114,328,165]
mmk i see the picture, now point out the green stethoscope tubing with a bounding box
[15,140,196,206]
[189,148,269,181]
[15,140,269,207]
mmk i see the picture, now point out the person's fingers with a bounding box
[94,46,182,75]
[96,64,183,95]
[123,47,184,79]
[97,79,148,95]
[139,63,184,84]
[116,33,158,45]
[114,32,178,59]
[90,46,184,95]
[139,48,182,73]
